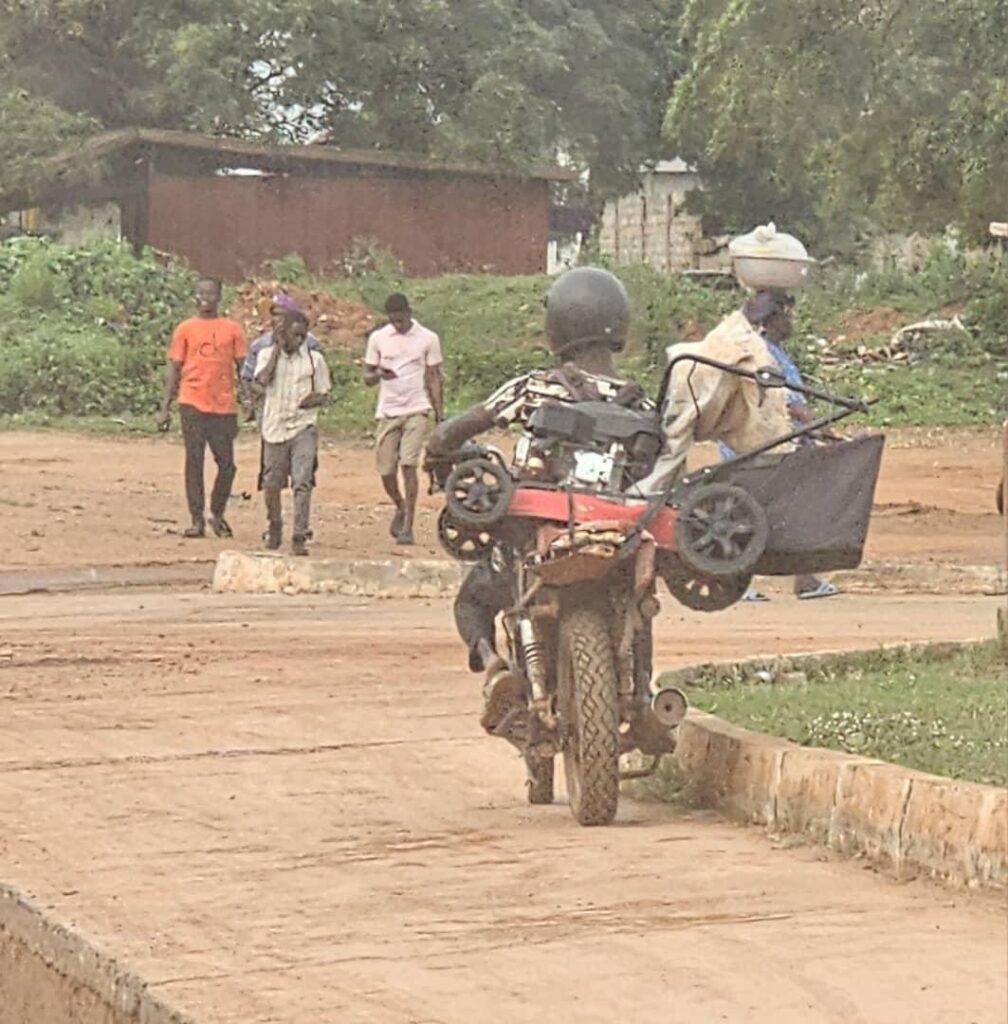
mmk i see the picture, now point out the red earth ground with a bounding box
[0,425,1001,572]
[0,426,1004,1022]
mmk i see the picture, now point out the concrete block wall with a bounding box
[599,172,728,273]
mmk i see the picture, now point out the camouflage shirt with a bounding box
[482,366,653,429]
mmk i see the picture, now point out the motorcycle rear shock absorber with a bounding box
[517,616,548,705]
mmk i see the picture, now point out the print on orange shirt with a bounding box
[168,318,248,414]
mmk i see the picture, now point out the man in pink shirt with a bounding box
[363,293,444,545]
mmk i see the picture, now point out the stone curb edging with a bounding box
[832,560,1005,596]
[212,550,464,597]
[212,551,1006,598]
[0,883,192,1024]
[664,640,1007,889]
[0,563,214,597]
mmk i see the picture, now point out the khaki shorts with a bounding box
[375,412,432,476]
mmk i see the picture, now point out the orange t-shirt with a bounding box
[168,317,247,415]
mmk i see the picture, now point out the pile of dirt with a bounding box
[819,308,970,367]
[827,306,906,344]
[230,280,379,353]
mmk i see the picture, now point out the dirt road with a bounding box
[0,426,1002,570]
[1,587,1004,1023]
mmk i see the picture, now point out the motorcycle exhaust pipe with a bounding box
[651,687,689,728]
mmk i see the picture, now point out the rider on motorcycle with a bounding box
[425,267,651,731]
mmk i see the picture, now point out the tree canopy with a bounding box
[2,0,1005,247]
[0,0,677,199]
[664,0,1008,248]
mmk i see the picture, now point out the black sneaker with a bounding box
[183,518,205,539]
[291,536,309,557]
[263,525,282,551]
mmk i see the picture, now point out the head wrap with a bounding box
[271,290,300,314]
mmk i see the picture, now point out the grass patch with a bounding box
[674,643,1007,786]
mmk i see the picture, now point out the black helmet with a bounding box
[545,267,630,356]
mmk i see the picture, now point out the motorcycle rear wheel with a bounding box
[558,606,620,826]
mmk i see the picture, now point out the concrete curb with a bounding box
[212,550,464,597]
[0,883,192,1024]
[832,560,1006,596]
[665,641,1007,888]
[212,551,1005,598]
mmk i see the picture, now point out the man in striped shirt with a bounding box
[251,310,331,556]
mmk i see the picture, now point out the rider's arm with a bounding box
[427,372,531,459]
[426,404,496,458]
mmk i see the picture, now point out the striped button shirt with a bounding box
[254,343,332,444]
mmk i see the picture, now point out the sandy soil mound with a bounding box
[231,280,379,352]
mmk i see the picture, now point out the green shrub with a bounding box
[267,253,311,285]
[0,321,136,414]
[0,237,195,417]
[8,253,67,310]
[0,235,1002,430]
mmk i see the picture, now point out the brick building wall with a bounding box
[145,168,550,281]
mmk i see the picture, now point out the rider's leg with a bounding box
[454,562,523,731]
[453,562,515,670]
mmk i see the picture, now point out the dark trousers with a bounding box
[179,404,237,521]
[261,426,319,540]
[453,562,516,672]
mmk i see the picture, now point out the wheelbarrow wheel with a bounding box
[658,554,751,612]
[445,457,514,528]
[675,483,768,579]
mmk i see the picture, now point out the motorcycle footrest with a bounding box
[619,755,664,782]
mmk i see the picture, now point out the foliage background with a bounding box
[0,238,1002,433]
[0,0,677,203]
[2,1,1006,245]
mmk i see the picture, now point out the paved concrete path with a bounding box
[0,589,1004,1023]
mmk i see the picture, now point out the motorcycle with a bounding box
[429,358,882,826]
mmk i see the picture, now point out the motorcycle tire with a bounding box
[558,606,620,826]
[525,752,555,805]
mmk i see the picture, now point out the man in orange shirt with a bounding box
[156,278,247,538]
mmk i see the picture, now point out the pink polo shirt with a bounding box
[364,320,443,419]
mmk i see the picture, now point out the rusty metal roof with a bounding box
[0,127,577,211]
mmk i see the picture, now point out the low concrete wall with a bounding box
[832,560,1006,596]
[667,642,1007,888]
[213,551,1005,598]
[0,884,190,1024]
[212,550,464,598]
